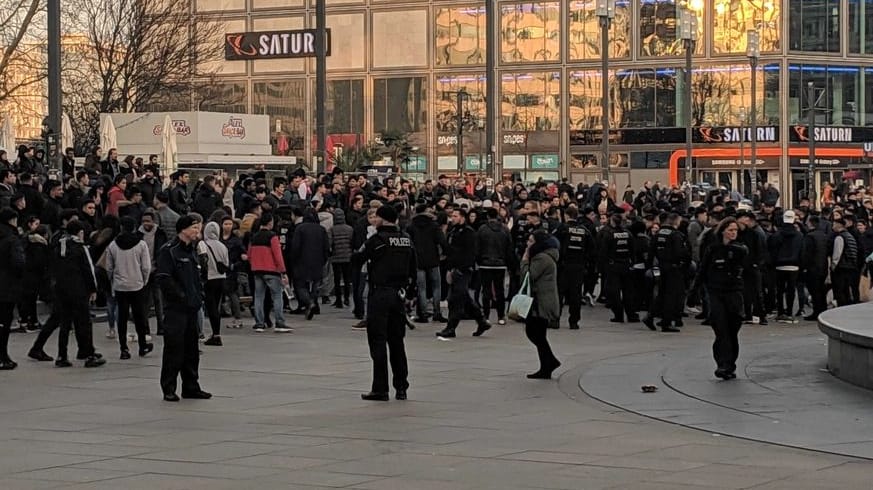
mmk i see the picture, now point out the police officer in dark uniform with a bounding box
[694,217,747,380]
[646,213,690,332]
[156,215,212,402]
[597,208,638,323]
[555,206,592,329]
[353,205,417,401]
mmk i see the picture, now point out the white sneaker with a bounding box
[127,333,137,342]
[106,328,116,339]
[497,318,506,326]
[274,327,293,333]
[145,334,153,342]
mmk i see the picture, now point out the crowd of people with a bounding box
[1,142,873,392]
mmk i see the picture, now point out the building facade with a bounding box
[197,0,873,205]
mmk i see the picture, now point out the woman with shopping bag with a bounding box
[519,229,561,380]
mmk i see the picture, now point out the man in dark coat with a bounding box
[17,173,43,221]
[406,204,448,323]
[192,175,223,219]
[801,215,830,321]
[169,171,191,215]
[290,209,330,319]
[0,208,25,369]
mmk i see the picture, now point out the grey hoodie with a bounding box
[198,221,229,280]
[106,231,151,292]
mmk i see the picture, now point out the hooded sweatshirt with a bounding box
[198,221,229,280]
[106,229,151,292]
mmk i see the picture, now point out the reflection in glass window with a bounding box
[713,0,780,53]
[788,65,872,126]
[500,2,561,62]
[568,0,630,59]
[630,151,671,169]
[199,82,247,113]
[638,0,703,57]
[569,70,607,129]
[690,64,780,126]
[500,72,561,131]
[320,79,364,134]
[434,74,486,134]
[614,69,676,128]
[435,6,486,66]
[373,77,428,134]
[789,0,840,52]
[253,81,306,156]
[849,0,873,54]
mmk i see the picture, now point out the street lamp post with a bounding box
[456,89,469,173]
[739,106,747,195]
[807,82,817,204]
[596,0,615,183]
[47,0,62,170]
[679,7,697,188]
[746,29,760,201]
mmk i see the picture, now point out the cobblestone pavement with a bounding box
[2,304,871,489]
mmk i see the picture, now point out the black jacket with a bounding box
[406,213,447,270]
[169,184,190,215]
[739,225,768,269]
[768,224,803,268]
[446,223,477,270]
[19,183,43,220]
[23,233,50,297]
[476,220,514,268]
[51,234,97,300]
[193,186,222,219]
[138,177,162,207]
[801,226,830,276]
[0,223,25,302]
[156,238,203,310]
[697,241,748,293]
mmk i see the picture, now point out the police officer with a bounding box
[694,217,747,380]
[555,206,592,329]
[597,208,638,323]
[353,205,417,401]
[157,215,212,402]
[646,213,690,332]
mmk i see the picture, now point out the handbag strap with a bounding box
[520,272,531,295]
[203,241,227,269]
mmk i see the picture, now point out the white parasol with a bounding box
[61,112,74,152]
[0,115,16,153]
[100,114,117,150]
[161,114,178,175]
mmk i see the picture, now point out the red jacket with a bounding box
[247,229,286,275]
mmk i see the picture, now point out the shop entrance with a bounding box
[699,170,735,190]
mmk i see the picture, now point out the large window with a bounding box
[788,65,873,126]
[500,2,561,63]
[638,0,703,57]
[321,79,364,134]
[849,0,873,54]
[435,5,486,66]
[568,0,630,59]
[199,82,247,114]
[713,0,780,54]
[253,81,306,156]
[500,72,561,131]
[789,0,840,52]
[568,70,607,129]
[614,69,677,128]
[372,10,428,68]
[434,73,486,134]
[373,77,427,135]
[691,64,780,126]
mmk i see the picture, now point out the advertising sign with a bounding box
[530,154,559,169]
[225,29,331,60]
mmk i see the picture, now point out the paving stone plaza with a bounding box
[2,306,873,489]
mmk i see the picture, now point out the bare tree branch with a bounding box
[0,0,44,104]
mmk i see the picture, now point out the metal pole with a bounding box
[739,107,745,195]
[47,0,62,169]
[600,16,610,183]
[747,29,760,203]
[807,82,816,205]
[684,39,693,187]
[315,0,327,173]
[457,89,466,173]
[485,0,496,179]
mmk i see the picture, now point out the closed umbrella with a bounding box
[161,115,177,176]
[100,114,117,150]
[61,113,74,152]
[0,115,15,153]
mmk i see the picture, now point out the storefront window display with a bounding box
[500,2,561,63]
[253,81,307,156]
[789,0,840,52]
[713,0,780,54]
[787,64,873,126]
[569,0,630,59]
[435,5,486,66]
[500,72,561,131]
[639,0,704,57]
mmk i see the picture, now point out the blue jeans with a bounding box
[416,267,441,318]
[254,274,286,328]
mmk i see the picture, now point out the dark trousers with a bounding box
[116,289,150,352]
[204,279,224,337]
[160,306,202,396]
[805,272,828,317]
[31,310,60,354]
[654,268,685,323]
[832,268,856,307]
[0,301,14,361]
[446,269,484,332]
[366,288,409,394]
[604,263,636,321]
[742,268,764,319]
[761,266,776,314]
[559,265,584,324]
[774,269,799,316]
[18,291,38,326]
[56,296,95,361]
[293,278,319,308]
[524,316,558,370]
[480,268,507,320]
[352,266,366,318]
[146,277,163,333]
[709,291,744,373]
[332,262,352,302]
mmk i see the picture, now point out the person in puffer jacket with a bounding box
[330,208,354,308]
[767,210,803,323]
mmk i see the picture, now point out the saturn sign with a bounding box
[225,29,331,60]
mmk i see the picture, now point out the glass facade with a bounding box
[204,0,873,178]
